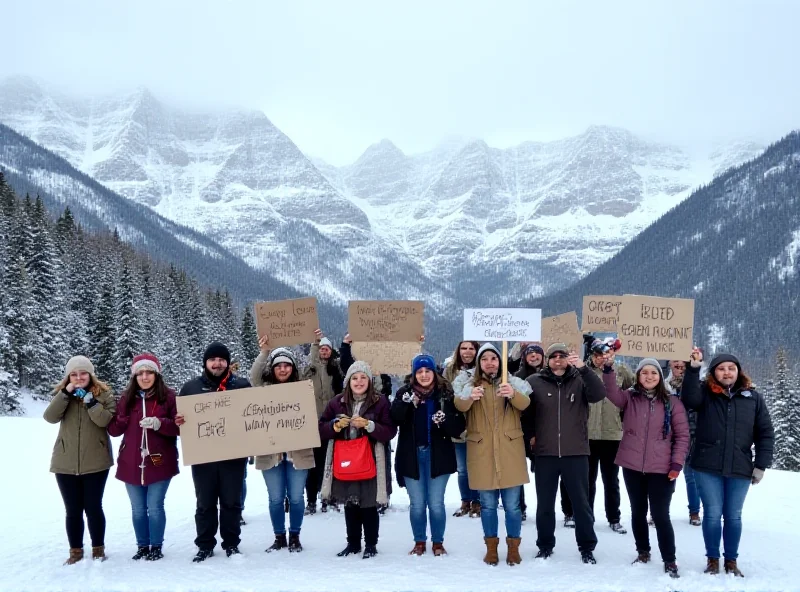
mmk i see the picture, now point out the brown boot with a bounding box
[64,548,83,565]
[689,512,701,526]
[409,542,426,556]
[453,501,471,517]
[506,537,522,566]
[469,501,481,518]
[483,537,499,566]
[91,546,107,561]
[724,559,744,577]
[432,543,447,557]
[704,557,720,574]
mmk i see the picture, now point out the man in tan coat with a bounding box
[453,343,532,566]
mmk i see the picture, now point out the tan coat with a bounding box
[43,389,116,475]
[453,374,531,491]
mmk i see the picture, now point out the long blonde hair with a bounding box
[52,373,110,397]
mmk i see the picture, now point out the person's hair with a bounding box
[52,373,110,397]
[706,368,752,394]
[120,373,170,412]
[633,367,671,404]
[472,350,500,386]
[342,371,379,404]
[452,341,481,371]
[263,363,300,385]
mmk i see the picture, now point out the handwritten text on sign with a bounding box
[617,296,695,359]
[582,296,624,332]
[348,301,424,342]
[541,311,583,353]
[463,308,542,341]
[255,297,319,348]
[175,382,321,466]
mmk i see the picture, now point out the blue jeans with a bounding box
[454,442,479,503]
[262,460,308,535]
[404,446,450,544]
[693,470,751,560]
[479,487,522,539]
[684,463,701,514]
[125,478,172,547]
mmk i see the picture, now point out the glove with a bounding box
[139,417,161,431]
[668,470,680,481]
[752,468,765,484]
[402,392,420,407]
[73,388,87,399]
[83,392,97,408]
[432,410,446,425]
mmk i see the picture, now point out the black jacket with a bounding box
[178,371,252,396]
[681,366,774,479]
[391,378,465,486]
[525,365,607,457]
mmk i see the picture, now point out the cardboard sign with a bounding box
[582,295,624,332]
[541,312,583,354]
[463,308,542,341]
[255,297,319,348]
[617,296,695,359]
[348,301,424,342]
[352,341,422,376]
[175,381,321,466]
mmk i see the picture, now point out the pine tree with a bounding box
[782,363,800,472]
[769,348,794,471]
[92,285,116,383]
[113,259,140,389]
[240,305,259,372]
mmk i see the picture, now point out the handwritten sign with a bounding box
[582,295,624,332]
[348,301,424,342]
[617,296,695,359]
[175,382,321,466]
[352,341,422,376]
[463,308,542,341]
[541,312,583,354]
[255,297,319,348]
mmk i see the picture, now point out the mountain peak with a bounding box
[353,138,406,167]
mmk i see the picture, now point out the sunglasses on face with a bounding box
[550,353,568,359]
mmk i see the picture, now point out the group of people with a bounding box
[45,331,774,580]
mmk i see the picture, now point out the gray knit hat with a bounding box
[319,337,333,349]
[269,347,297,369]
[546,343,569,358]
[345,360,373,386]
[636,358,663,378]
[64,355,95,378]
[477,343,501,362]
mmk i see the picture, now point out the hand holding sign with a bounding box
[690,347,703,368]
[471,386,485,401]
[568,353,584,369]
[497,384,514,398]
[258,335,270,352]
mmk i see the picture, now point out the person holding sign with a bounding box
[525,344,606,565]
[44,356,116,565]
[249,337,316,553]
[452,343,532,566]
[392,354,466,557]
[680,352,774,578]
[601,357,690,579]
[319,361,397,559]
[442,340,481,518]
[175,342,252,562]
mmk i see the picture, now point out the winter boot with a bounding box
[337,544,361,557]
[409,542,426,556]
[610,522,627,534]
[377,503,388,515]
[521,509,527,522]
[633,551,651,564]
[469,501,481,518]
[689,512,701,526]
[483,536,500,566]
[132,546,150,561]
[664,562,680,578]
[147,545,164,561]
[563,515,576,528]
[225,546,241,557]
[506,537,522,566]
[304,501,316,516]
[192,548,214,563]
[724,559,744,577]
[64,548,84,565]
[266,534,288,553]
[581,551,597,564]
[535,549,553,560]
[432,543,447,557]
[288,533,303,553]
[453,501,471,517]
[321,501,328,513]
[239,517,247,526]
[91,546,107,561]
[704,558,720,574]
[362,545,378,559]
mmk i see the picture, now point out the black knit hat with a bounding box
[709,353,741,373]
[203,341,231,365]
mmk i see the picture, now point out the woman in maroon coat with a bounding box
[319,361,396,559]
[602,357,689,578]
[108,353,179,561]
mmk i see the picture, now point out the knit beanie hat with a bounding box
[319,337,333,349]
[131,352,161,376]
[269,347,297,369]
[524,344,545,358]
[345,360,373,386]
[64,355,95,378]
[477,343,501,362]
[546,343,569,358]
[709,353,741,373]
[203,342,231,365]
[412,353,436,375]
[636,358,664,378]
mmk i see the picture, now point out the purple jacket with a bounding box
[603,371,689,475]
[319,392,396,445]
[108,390,180,486]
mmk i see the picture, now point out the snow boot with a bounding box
[192,548,213,563]
[362,545,378,559]
[132,546,150,561]
[377,503,388,515]
[92,546,107,561]
[689,512,701,526]
[581,551,597,564]
[409,542,426,556]
[563,515,576,528]
[633,551,651,564]
[266,534,288,553]
[704,557,720,574]
[147,545,163,561]
[288,533,303,553]
[521,509,527,522]
[64,548,84,565]
[453,501,471,517]
[483,536,500,566]
[506,537,522,566]
[432,543,447,557]
[225,546,241,557]
[321,501,328,513]
[535,549,553,560]
[724,559,744,577]
[469,501,481,518]
[610,522,627,534]
[337,544,361,557]
[664,562,680,578]
[304,502,316,516]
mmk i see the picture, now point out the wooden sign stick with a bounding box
[502,340,508,384]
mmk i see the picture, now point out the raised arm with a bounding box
[601,368,629,410]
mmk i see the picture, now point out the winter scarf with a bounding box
[411,381,435,403]
[642,388,673,439]
[668,373,684,393]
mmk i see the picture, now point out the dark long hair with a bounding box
[633,368,671,404]
[263,364,300,385]
[121,373,170,412]
[452,341,481,371]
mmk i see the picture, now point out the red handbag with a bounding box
[333,436,376,481]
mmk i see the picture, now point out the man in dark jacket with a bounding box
[524,343,607,564]
[176,342,252,563]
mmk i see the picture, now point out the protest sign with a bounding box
[255,297,319,348]
[541,312,583,354]
[581,295,624,332]
[617,295,695,359]
[352,341,422,376]
[348,301,424,342]
[463,308,542,342]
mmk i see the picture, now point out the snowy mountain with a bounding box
[0,76,765,314]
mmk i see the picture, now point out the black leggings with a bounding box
[623,468,676,563]
[55,470,109,549]
[344,504,379,547]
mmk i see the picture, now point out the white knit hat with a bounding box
[64,355,95,378]
[345,360,373,386]
[319,337,333,349]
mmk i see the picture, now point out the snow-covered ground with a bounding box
[1,411,796,592]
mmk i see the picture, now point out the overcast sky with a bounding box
[3,0,799,165]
